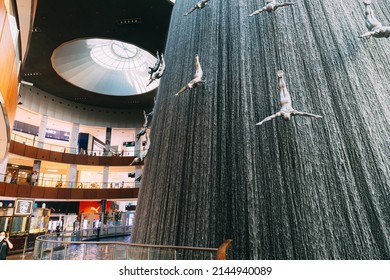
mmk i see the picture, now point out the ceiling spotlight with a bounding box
[21,80,34,86]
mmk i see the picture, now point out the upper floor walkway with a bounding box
[0,180,139,200]
[9,139,143,166]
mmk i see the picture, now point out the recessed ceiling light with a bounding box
[116,18,142,25]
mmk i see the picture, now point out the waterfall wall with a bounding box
[131,0,390,259]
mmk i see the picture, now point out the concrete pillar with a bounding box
[0,154,8,182]
[69,123,80,154]
[102,165,109,188]
[37,115,48,149]
[67,164,77,188]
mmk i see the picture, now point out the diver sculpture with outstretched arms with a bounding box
[249,0,296,16]
[147,53,165,86]
[175,54,205,96]
[130,130,151,165]
[359,0,390,38]
[148,51,160,79]
[256,70,322,126]
[184,0,211,16]
[139,130,150,161]
[135,110,148,141]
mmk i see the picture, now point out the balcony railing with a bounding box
[11,133,140,157]
[33,228,232,260]
[0,172,139,189]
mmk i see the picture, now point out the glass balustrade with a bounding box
[0,172,138,189]
[33,226,220,260]
[11,133,141,157]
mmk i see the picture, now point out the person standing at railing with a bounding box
[55,225,61,238]
[5,172,11,183]
[96,221,102,239]
[73,219,80,232]
[31,170,38,186]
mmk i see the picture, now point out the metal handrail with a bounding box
[0,172,139,189]
[33,227,222,260]
[11,132,143,157]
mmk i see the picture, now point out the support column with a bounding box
[37,115,48,149]
[102,165,109,188]
[67,164,77,188]
[0,154,8,182]
[105,127,112,156]
[69,123,80,154]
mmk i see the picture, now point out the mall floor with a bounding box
[7,251,34,260]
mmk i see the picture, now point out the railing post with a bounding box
[40,240,44,260]
[22,235,28,257]
[216,239,233,260]
[63,243,67,260]
[83,243,87,260]
[147,247,150,260]
[50,242,54,260]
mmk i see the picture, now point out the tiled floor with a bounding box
[7,251,34,260]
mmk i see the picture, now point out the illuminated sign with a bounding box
[14,199,34,215]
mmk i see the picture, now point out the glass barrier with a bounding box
[11,133,142,157]
[0,172,139,189]
[33,226,219,260]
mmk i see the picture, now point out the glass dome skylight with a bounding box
[51,38,159,96]
[90,41,144,71]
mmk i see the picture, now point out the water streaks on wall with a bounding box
[132,0,390,259]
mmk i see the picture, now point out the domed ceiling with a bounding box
[22,0,173,109]
[52,39,159,96]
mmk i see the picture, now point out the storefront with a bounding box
[0,199,50,253]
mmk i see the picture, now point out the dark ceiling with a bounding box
[22,0,173,109]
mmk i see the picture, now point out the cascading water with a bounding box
[131,0,390,259]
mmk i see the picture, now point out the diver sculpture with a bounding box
[147,53,165,86]
[135,110,148,142]
[140,131,150,161]
[148,51,160,79]
[256,70,322,126]
[359,0,390,38]
[249,0,296,16]
[130,130,151,165]
[175,54,205,96]
[184,0,211,16]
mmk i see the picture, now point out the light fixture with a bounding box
[21,80,34,86]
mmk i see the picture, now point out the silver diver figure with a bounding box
[175,54,205,96]
[130,130,151,165]
[135,110,148,142]
[359,0,390,38]
[147,53,165,86]
[184,0,211,16]
[249,0,296,16]
[256,71,322,126]
[148,51,160,79]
